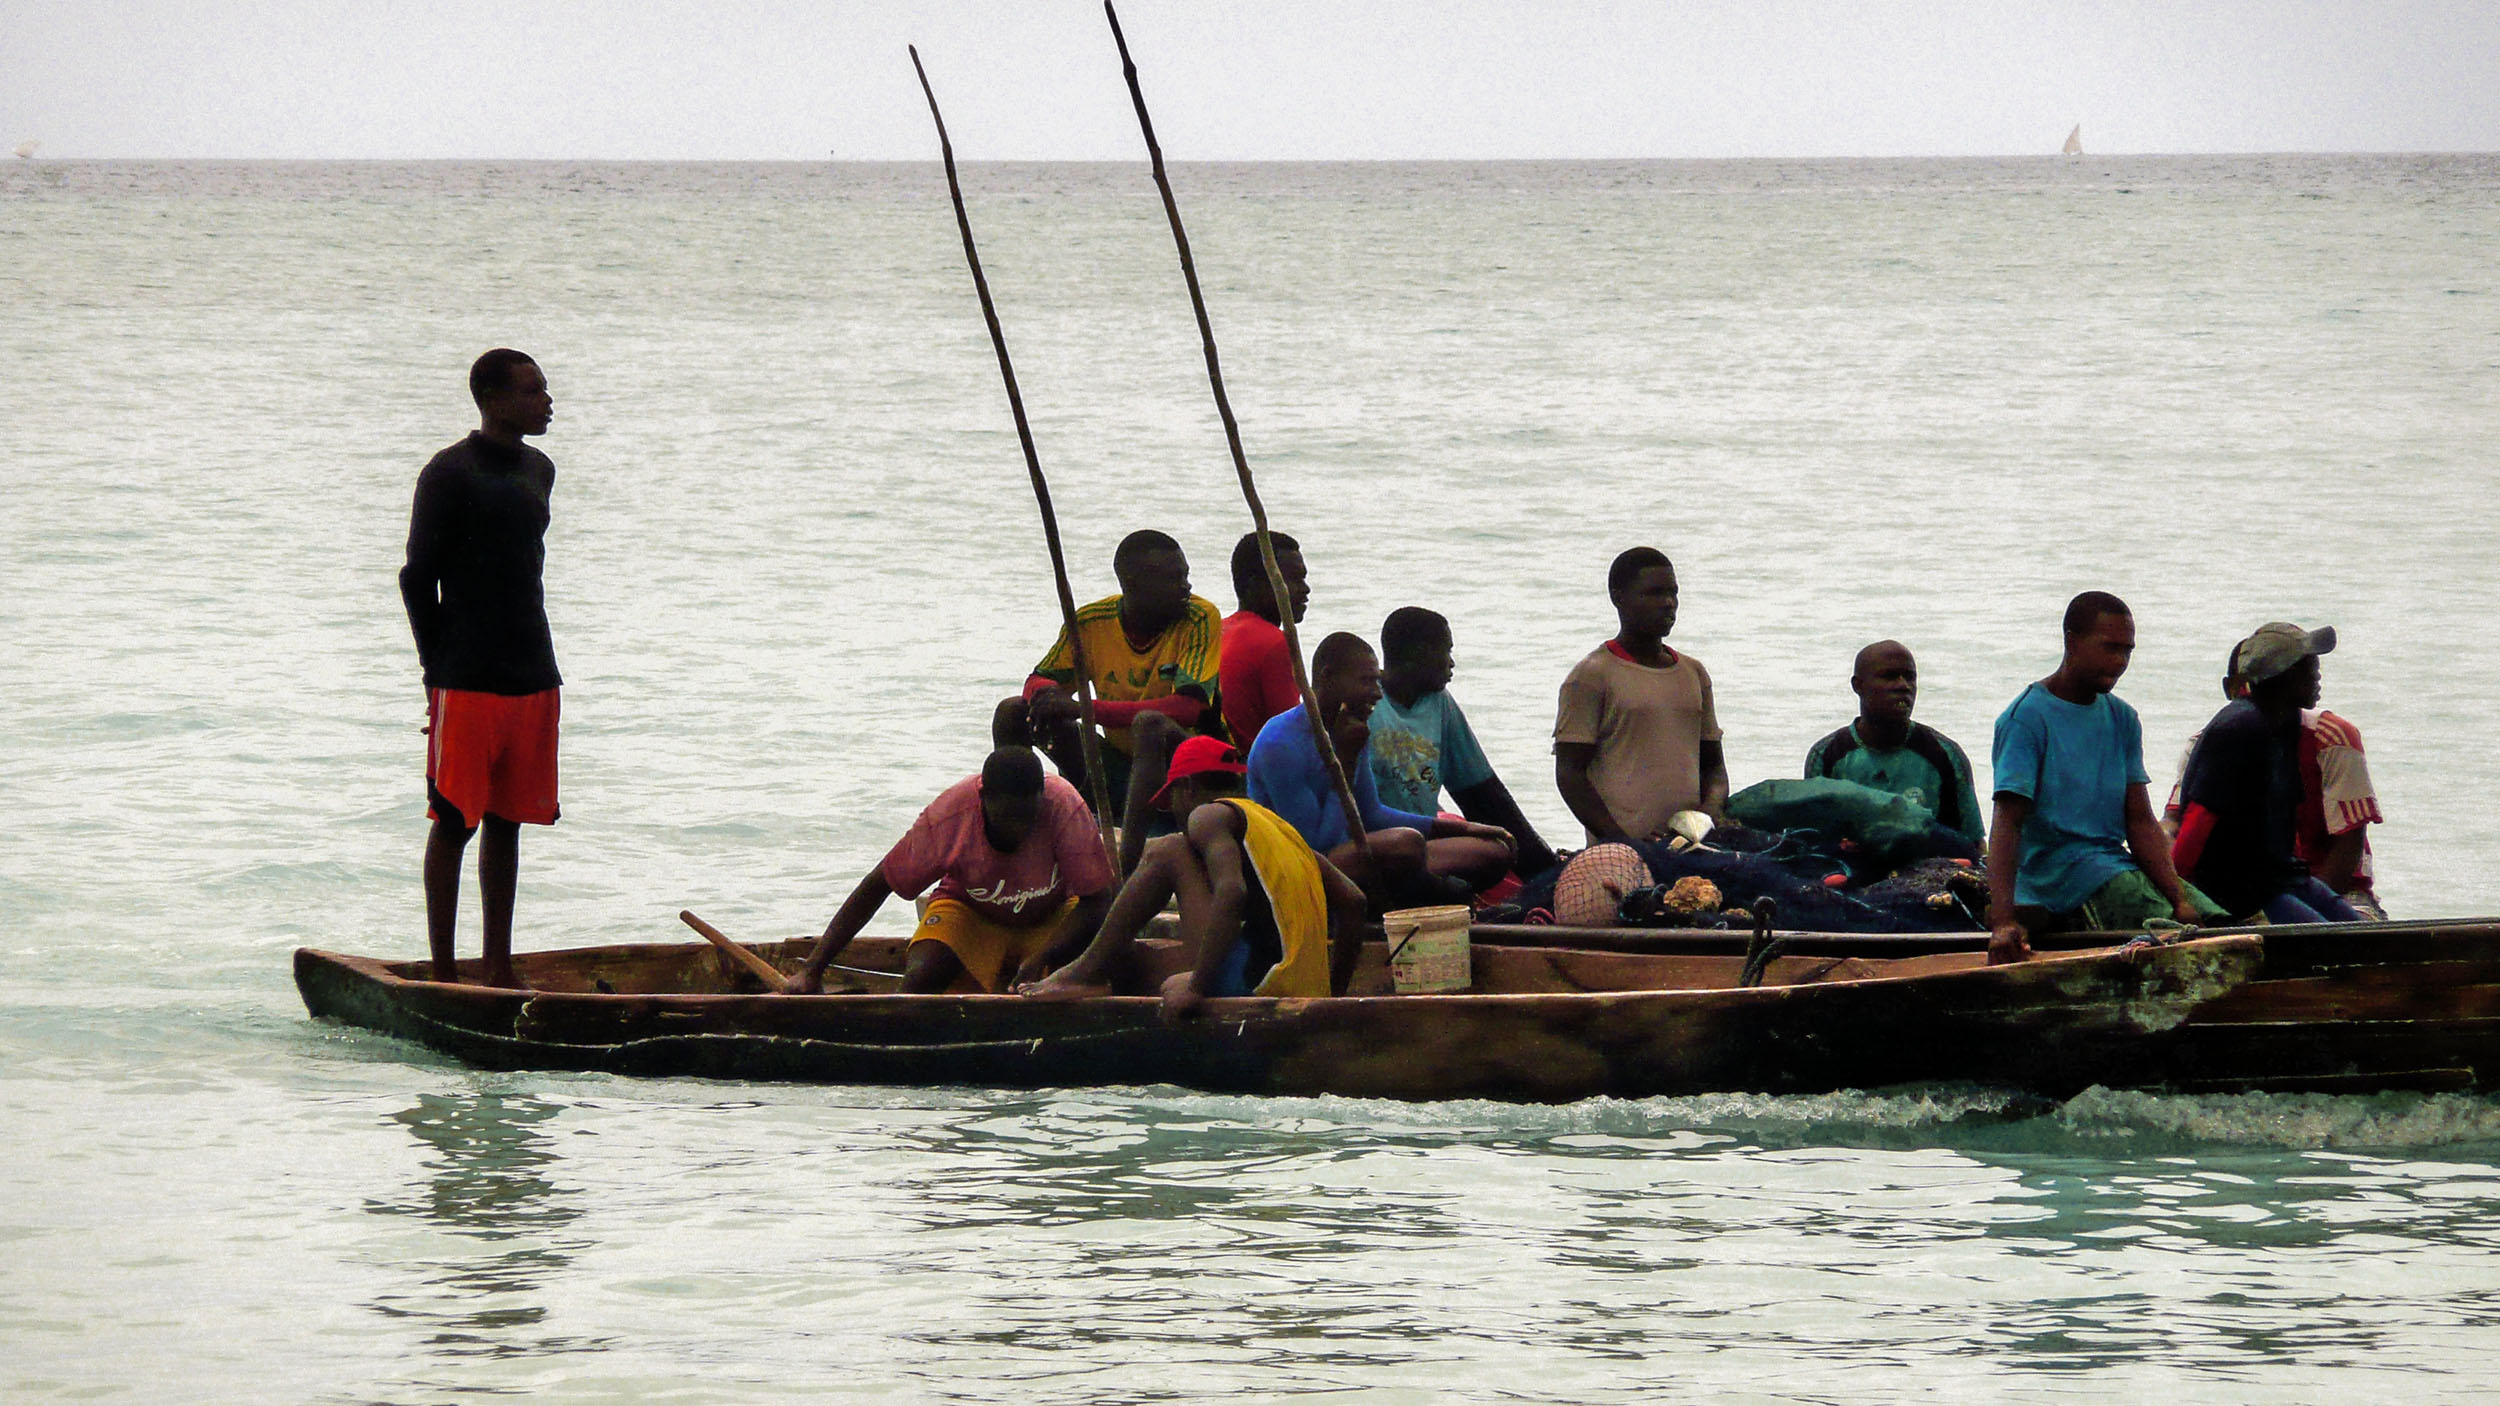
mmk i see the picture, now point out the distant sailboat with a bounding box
[12,140,37,160]
[2061,124,2083,156]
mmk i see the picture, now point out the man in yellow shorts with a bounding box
[1024,735,1368,1021]
[783,748,1115,994]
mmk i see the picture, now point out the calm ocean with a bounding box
[5,156,2500,1401]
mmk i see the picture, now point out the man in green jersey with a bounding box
[1803,640,1985,845]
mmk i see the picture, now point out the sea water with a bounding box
[4,156,2499,1401]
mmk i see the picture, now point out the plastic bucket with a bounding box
[1383,905,1472,994]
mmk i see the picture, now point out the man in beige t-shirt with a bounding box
[1553,547,1728,844]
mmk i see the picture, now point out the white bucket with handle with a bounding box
[1383,905,1472,994]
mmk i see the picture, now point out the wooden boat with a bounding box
[1469,916,2500,1093]
[294,932,2259,1102]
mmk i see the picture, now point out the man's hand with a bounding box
[1323,699,1370,762]
[1027,685,1081,729]
[2171,897,2206,926]
[1158,971,1207,1023]
[1469,823,1515,858]
[1988,920,2033,965]
[781,970,825,995]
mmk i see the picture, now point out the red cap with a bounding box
[1152,735,1249,807]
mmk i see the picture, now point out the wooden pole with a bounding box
[1100,2,1369,855]
[909,45,1122,866]
[680,910,791,988]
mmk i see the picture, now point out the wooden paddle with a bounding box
[679,910,793,989]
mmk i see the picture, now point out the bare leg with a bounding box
[899,940,969,994]
[1119,712,1184,876]
[1025,834,1188,998]
[477,816,522,988]
[424,816,476,982]
[1328,827,1431,908]
[1423,834,1513,888]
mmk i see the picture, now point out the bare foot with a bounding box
[483,966,529,991]
[1020,974,1113,1002]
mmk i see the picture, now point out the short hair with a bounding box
[2062,591,2132,639]
[1608,546,1674,597]
[1380,607,1450,665]
[1113,529,1183,579]
[468,348,537,407]
[980,746,1044,799]
[1229,530,1302,600]
[1311,631,1374,677]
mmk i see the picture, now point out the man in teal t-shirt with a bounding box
[1804,640,1985,845]
[1368,607,1559,878]
[1986,592,2222,963]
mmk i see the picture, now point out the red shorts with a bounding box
[426,687,560,828]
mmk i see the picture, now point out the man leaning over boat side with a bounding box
[1803,640,1986,846]
[1370,605,1560,880]
[997,528,1222,875]
[1985,592,2226,964]
[1553,547,1729,845]
[1219,529,1310,750]
[1248,632,1517,906]
[783,748,1115,994]
[399,348,562,989]
[1024,735,1367,1021]
[2171,623,2364,926]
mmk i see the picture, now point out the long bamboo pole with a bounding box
[1100,3,1369,854]
[910,46,1122,866]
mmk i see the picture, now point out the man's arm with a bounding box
[786,870,895,993]
[1554,742,1625,843]
[2125,783,2205,923]
[398,467,451,676]
[2315,828,2367,894]
[1697,739,1729,823]
[1451,777,1557,875]
[1168,804,1253,1021]
[1316,851,1368,995]
[1985,793,2033,964]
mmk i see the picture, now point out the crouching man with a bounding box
[1025,735,1368,1021]
[783,748,1114,994]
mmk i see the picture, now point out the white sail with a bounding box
[12,140,37,160]
[2061,125,2082,156]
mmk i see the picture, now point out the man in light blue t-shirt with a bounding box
[1368,607,1559,878]
[1986,591,2223,963]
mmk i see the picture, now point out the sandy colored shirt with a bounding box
[1552,643,1722,844]
[879,774,1115,924]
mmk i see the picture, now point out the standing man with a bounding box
[1986,592,2222,963]
[1553,547,1728,845]
[400,349,561,988]
[1218,530,1308,748]
[1803,640,1986,846]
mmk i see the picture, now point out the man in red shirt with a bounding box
[784,749,1116,994]
[1219,530,1308,748]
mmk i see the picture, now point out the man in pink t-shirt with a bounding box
[786,749,1116,993]
[1219,530,1309,748]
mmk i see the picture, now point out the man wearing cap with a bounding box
[2171,623,2365,924]
[1024,735,1368,1021]
[1987,592,2225,964]
[782,748,1116,995]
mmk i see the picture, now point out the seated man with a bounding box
[998,528,1223,872]
[1219,529,1309,748]
[783,748,1114,994]
[1803,640,1985,846]
[2173,622,2364,925]
[1250,632,1516,902]
[2162,636,2388,920]
[1025,735,1367,1020]
[1987,592,2223,963]
[1370,606,1559,878]
[1554,547,1728,844]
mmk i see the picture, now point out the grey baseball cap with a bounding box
[2234,622,2335,685]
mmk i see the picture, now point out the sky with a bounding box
[3,1,2496,160]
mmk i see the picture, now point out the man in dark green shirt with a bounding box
[1803,640,1984,845]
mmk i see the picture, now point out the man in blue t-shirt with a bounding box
[1986,592,2223,962]
[1803,640,1985,845]
[1368,607,1560,878]
[1249,631,1516,904]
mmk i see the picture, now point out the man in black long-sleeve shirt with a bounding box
[400,349,561,987]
